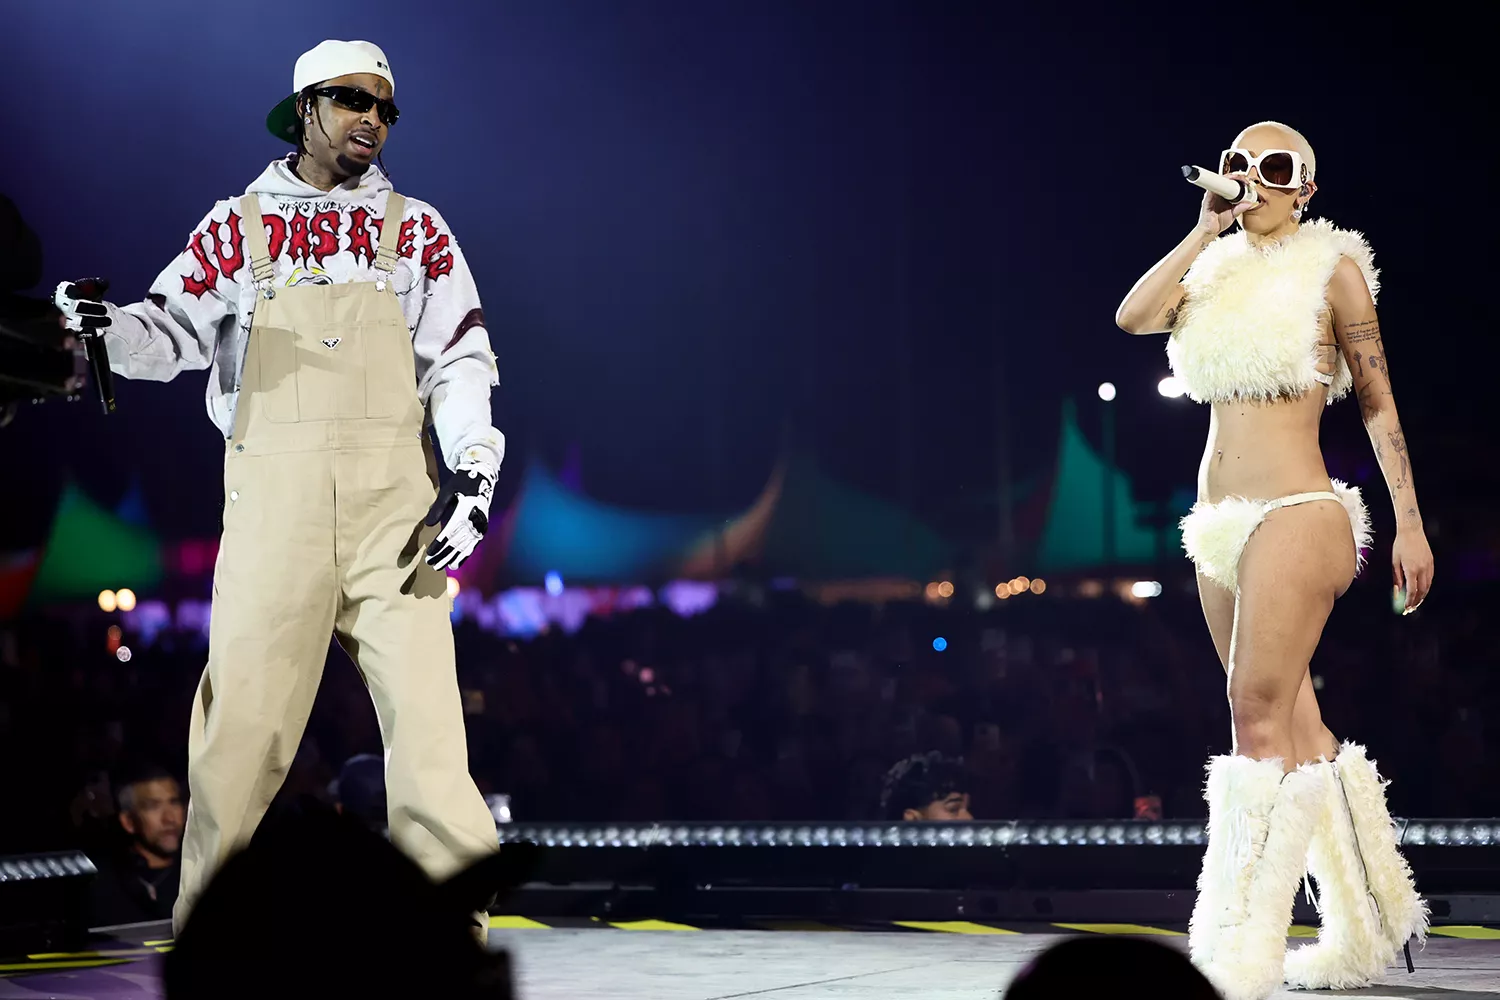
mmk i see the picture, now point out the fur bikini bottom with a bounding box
[1181,479,1371,592]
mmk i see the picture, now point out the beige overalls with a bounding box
[173,191,498,935]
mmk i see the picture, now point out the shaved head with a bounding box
[1236,121,1316,181]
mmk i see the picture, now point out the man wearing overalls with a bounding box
[55,41,503,940]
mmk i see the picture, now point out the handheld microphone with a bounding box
[1181,165,1258,205]
[68,278,116,415]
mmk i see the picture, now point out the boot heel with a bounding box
[1404,941,1414,973]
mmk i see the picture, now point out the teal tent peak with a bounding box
[502,460,724,585]
[28,482,163,603]
[1035,397,1178,572]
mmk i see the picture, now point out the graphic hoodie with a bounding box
[101,157,503,472]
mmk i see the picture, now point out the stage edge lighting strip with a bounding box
[494,823,1210,848]
[0,852,97,881]
[494,821,1500,848]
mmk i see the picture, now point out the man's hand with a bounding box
[54,279,112,333]
[424,452,497,571]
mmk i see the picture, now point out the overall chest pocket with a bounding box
[249,322,371,422]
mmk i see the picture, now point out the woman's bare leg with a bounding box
[1200,569,1338,765]
[1228,501,1356,767]
[1290,670,1339,765]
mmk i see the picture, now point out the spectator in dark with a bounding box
[165,796,528,999]
[880,751,972,821]
[1004,936,1219,999]
[331,753,387,834]
[87,764,185,926]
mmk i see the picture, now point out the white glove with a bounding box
[54,279,112,333]
[423,450,497,571]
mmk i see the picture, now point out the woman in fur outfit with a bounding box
[1114,121,1432,1000]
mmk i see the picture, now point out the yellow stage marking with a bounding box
[608,919,700,931]
[1287,925,1319,938]
[26,949,153,959]
[0,959,131,972]
[894,921,1018,935]
[489,916,550,930]
[1431,926,1500,939]
[1053,923,1185,937]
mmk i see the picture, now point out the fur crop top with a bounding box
[1166,218,1380,405]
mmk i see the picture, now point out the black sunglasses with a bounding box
[309,86,400,127]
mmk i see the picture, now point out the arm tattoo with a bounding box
[1344,319,1381,344]
[1404,506,1420,526]
[1367,353,1387,377]
[1389,425,1410,489]
[1352,349,1364,378]
[1357,381,1391,420]
[1165,305,1179,328]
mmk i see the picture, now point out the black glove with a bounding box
[423,456,497,571]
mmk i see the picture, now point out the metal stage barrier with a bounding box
[495,819,1500,926]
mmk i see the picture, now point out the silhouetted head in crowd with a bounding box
[115,763,185,868]
[165,796,537,999]
[1004,936,1219,999]
[331,753,387,832]
[881,751,972,821]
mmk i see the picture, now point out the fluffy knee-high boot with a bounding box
[1284,742,1428,989]
[1189,755,1319,1000]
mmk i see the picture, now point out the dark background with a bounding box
[2,4,1491,559]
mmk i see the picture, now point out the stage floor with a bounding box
[3,919,1498,999]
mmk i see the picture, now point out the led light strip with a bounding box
[494,820,1500,848]
[496,822,1211,848]
[0,852,97,881]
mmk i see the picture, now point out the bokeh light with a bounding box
[98,590,117,613]
[1158,375,1187,398]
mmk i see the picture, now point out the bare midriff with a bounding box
[1198,318,1340,504]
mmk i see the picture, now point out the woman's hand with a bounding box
[1392,528,1434,614]
[1197,189,1255,236]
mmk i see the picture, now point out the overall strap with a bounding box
[376,193,406,276]
[237,195,275,294]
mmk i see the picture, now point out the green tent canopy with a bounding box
[1035,397,1180,573]
[28,483,163,604]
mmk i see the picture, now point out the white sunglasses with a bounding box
[1219,148,1309,189]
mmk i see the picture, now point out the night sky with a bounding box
[2,4,1491,568]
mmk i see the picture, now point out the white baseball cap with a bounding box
[266,40,395,144]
